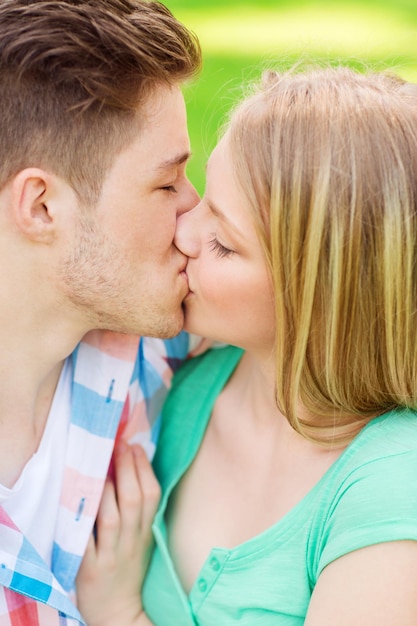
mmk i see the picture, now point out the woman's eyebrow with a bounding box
[207,199,245,240]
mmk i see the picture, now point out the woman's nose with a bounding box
[175,202,202,258]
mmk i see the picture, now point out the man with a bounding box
[0,1,201,623]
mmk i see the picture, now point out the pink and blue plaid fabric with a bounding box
[0,329,194,625]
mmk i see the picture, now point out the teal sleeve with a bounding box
[316,427,417,577]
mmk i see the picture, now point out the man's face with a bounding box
[61,85,199,338]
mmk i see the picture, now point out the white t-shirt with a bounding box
[0,358,72,566]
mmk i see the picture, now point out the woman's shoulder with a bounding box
[311,408,417,580]
[321,407,417,499]
[344,407,417,465]
[170,344,244,389]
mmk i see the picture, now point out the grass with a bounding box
[163,0,417,194]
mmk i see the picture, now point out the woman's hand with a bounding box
[76,442,160,626]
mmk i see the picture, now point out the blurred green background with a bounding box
[163,0,417,194]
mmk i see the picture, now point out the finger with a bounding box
[84,530,97,562]
[95,478,120,556]
[113,441,142,540]
[77,531,97,583]
[131,444,161,533]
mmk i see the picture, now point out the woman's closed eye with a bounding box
[208,235,235,259]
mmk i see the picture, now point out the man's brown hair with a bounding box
[0,0,201,202]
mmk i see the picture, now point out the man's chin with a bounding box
[141,309,185,340]
[94,309,185,340]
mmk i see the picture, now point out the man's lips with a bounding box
[178,260,193,293]
[178,268,191,296]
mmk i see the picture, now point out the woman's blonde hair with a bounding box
[228,66,417,445]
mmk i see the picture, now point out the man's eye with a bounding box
[208,235,234,259]
[161,185,177,193]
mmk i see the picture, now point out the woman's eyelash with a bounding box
[208,236,234,258]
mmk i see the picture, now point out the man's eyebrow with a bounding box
[156,150,192,172]
[207,199,245,240]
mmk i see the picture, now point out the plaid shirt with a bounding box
[0,329,197,625]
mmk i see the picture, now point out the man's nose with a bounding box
[177,178,200,217]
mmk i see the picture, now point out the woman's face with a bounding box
[175,132,275,354]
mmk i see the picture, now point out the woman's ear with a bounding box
[10,168,57,243]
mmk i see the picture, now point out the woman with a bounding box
[77,66,417,625]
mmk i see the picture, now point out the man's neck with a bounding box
[0,320,84,488]
[0,210,95,487]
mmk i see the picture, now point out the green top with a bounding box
[143,346,417,625]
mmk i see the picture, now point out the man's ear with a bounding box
[10,168,58,243]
